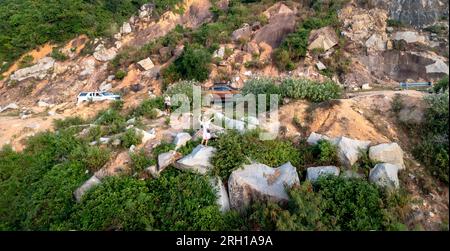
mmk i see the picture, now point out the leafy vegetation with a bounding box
[0,0,185,74]
[281,78,342,102]
[120,128,142,148]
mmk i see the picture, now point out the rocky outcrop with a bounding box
[392,31,426,44]
[253,4,296,48]
[74,175,102,202]
[0,103,19,113]
[306,132,331,145]
[308,26,339,51]
[136,128,156,144]
[232,24,253,41]
[367,0,449,28]
[10,57,55,82]
[369,143,405,169]
[228,162,300,211]
[369,163,400,190]
[93,45,117,62]
[175,145,216,174]
[306,166,340,182]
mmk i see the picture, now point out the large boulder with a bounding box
[308,26,339,51]
[365,33,386,51]
[136,128,156,144]
[120,22,132,34]
[93,45,117,62]
[306,132,331,145]
[228,162,300,211]
[137,57,155,71]
[392,31,426,44]
[10,57,55,82]
[210,177,230,213]
[175,145,216,174]
[158,150,181,171]
[369,143,405,169]
[79,58,96,78]
[334,136,371,167]
[73,175,102,202]
[369,163,400,190]
[231,24,253,41]
[173,132,192,150]
[0,103,19,113]
[425,59,449,75]
[215,112,246,132]
[252,6,296,48]
[306,166,340,182]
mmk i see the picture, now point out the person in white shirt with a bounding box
[164,96,171,114]
[198,114,213,146]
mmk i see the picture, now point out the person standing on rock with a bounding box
[198,114,213,146]
[164,95,171,114]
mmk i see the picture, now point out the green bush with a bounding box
[132,97,164,119]
[281,78,342,102]
[434,76,449,93]
[51,48,69,61]
[314,176,386,230]
[95,109,126,134]
[18,55,34,69]
[53,116,86,130]
[387,19,404,27]
[164,80,201,105]
[241,77,282,111]
[63,176,156,230]
[120,128,142,148]
[211,130,248,180]
[311,139,339,166]
[130,149,155,172]
[115,70,127,80]
[68,146,110,173]
[163,44,212,84]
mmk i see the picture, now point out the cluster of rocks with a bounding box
[306,132,405,190]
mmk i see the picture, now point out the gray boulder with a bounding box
[0,103,19,113]
[74,175,102,202]
[232,24,252,41]
[306,132,331,145]
[228,162,300,211]
[93,45,117,62]
[158,150,180,172]
[334,136,371,167]
[369,143,405,169]
[175,145,216,174]
[173,132,192,150]
[306,166,340,182]
[10,57,55,82]
[369,163,400,190]
[210,177,230,213]
[137,57,155,71]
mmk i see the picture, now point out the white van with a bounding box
[77,91,121,104]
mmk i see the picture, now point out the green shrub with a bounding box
[130,149,155,172]
[163,44,212,84]
[64,176,156,230]
[281,78,342,102]
[273,48,295,71]
[53,116,86,130]
[132,97,164,119]
[120,128,142,148]
[241,77,282,111]
[387,19,404,27]
[95,109,126,134]
[311,139,339,166]
[110,100,124,111]
[69,146,110,173]
[115,70,127,80]
[18,55,34,69]
[152,142,176,157]
[314,176,386,231]
[211,130,248,180]
[433,75,449,93]
[164,80,201,105]
[51,48,69,61]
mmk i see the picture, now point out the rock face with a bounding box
[93,45,117,62]
[334,136,371,167]
[136,128,156,144]
[306,166,340,182]
[79,58,96,77]
[368,0,449,27]
[253,6,297,48]
[365,33,386,51]
[173,132,192,150]
[426,59,449,75]
[228,162,300,211]
[369,163,400,190]
[0,103,19,113]
[369,143,405,169]
[158,150,180,171]
[392,31,426,44]
[308,26,339,51]
[74,175,102,202]
[175,145,216,174]
[10,57,55,82]
[137,57,155,71]
[120,22,132,34]
[210,177,230,213]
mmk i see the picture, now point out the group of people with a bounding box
[164,95,212,146]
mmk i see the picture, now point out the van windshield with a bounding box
[101,92,114,96]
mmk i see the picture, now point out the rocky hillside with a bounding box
[0,0,448,231]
